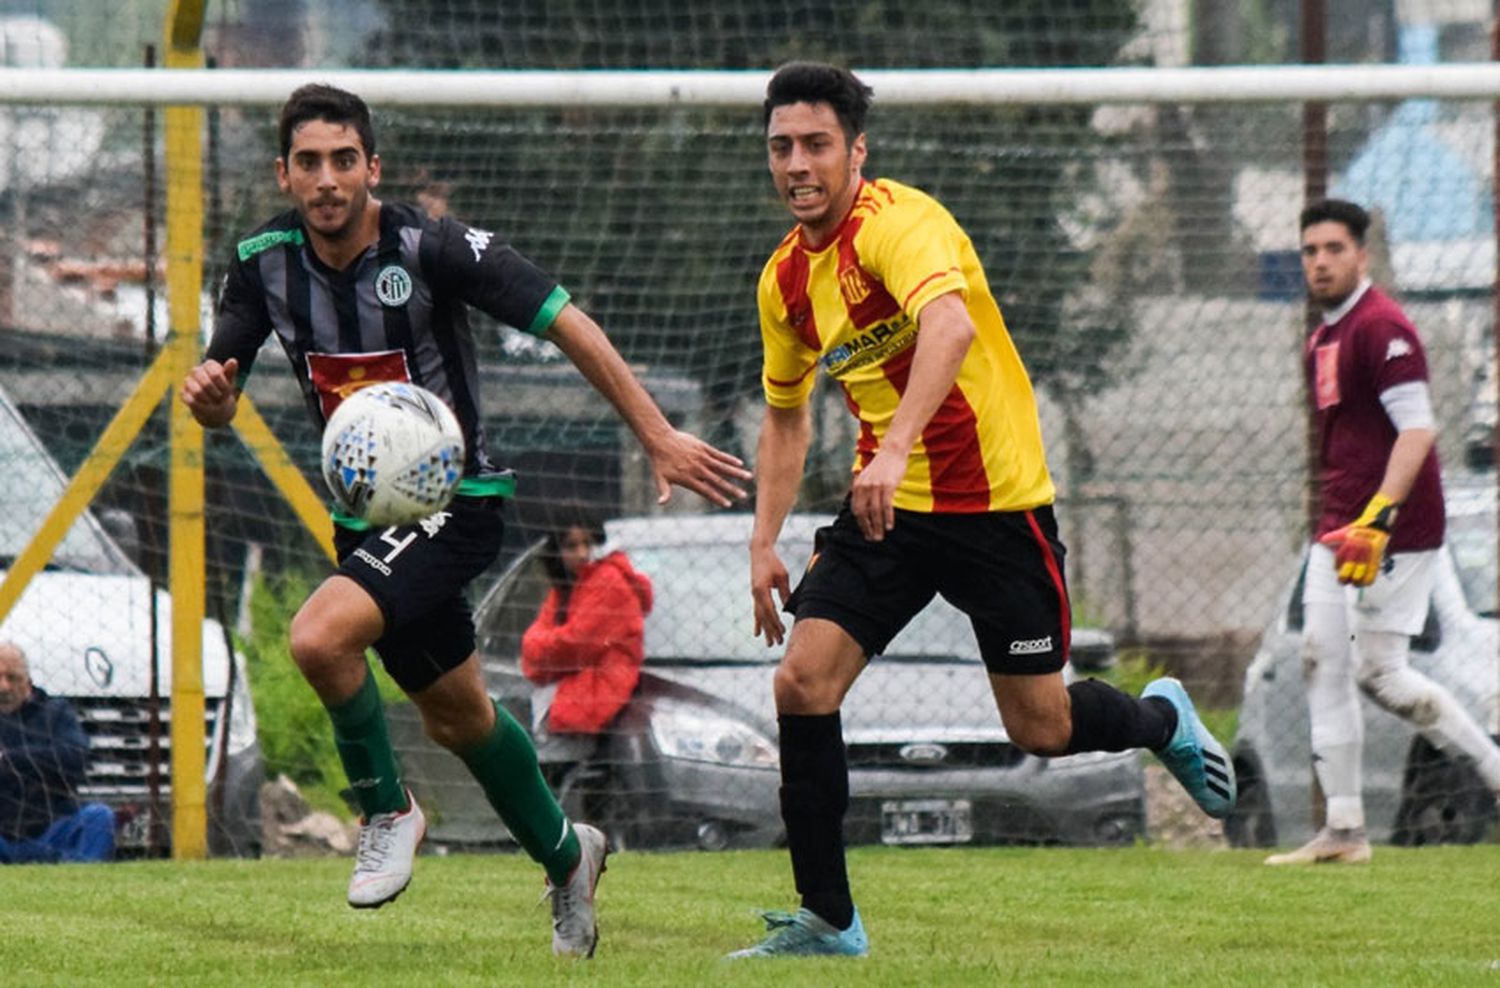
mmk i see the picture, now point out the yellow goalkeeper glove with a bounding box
[1318,492,1398,587]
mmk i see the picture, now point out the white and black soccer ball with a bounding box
[320,381,465,527]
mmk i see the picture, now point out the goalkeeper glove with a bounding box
[1318,492,1398,587]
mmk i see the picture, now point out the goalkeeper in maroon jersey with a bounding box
[1266,198,1500,866]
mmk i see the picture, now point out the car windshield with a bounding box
[629,541,982,664]
[0,390,135,575]
[1447,505,1497,617]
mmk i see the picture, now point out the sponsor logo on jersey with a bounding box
[307,349,413,418]
[1008,636,1053,656]
[820,317,916,375]
[237,227,305,261]
[375,265,413,307]
[465,227,493,262]
[1386,337,1413,361]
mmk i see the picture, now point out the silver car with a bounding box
[417,513,1144,851]
[1228,480,1499,849]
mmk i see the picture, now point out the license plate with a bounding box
[879,798,973,845]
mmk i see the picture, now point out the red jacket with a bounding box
[521,551,653,734]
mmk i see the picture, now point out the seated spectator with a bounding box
[0,641,114,863]
[522,506,653,735]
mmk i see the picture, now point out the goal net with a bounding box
[0,0,1494,858]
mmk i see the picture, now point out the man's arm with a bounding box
[1321,378,1439,586]
[850,291,975,541]
[544,303,750,506]
[180,261,270,428]
[1375,427,1436,504]
[750,402,812,647]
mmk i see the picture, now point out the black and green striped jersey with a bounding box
[207,200,568,478]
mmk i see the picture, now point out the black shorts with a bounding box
[332,494,505,693]
[785,501,1071,675]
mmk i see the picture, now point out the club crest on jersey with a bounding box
[375,265,413,307]
[838,264,872,306]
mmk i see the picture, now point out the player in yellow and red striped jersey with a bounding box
[729,62,1237,960]
[757,174,1052,514]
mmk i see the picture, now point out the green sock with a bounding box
[457,702,581,884]
[325,665,407,819]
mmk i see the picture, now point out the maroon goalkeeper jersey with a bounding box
[1305,285,1443,552]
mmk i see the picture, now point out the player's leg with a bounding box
[1358,630,1500,782]
[729,506,926,959]
[774,618,867,924]
[727,617,870,959]
[1266,543,1369,865]
[1351,550,1500,792]
[290,574,424,904]
[988,672,1171,756]
[409,651,605,957]
[312,495,507,907]
[946,506,1233,817]
[986,664,1233,819]
[289,574,408,819]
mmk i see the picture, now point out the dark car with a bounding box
[403,513,1143,852]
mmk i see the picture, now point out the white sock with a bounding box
[1305,602,1365,830]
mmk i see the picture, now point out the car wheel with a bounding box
[1223,749,1277,848]
[1391,736,1498,846]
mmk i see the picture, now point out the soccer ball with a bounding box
[320,381,465,527]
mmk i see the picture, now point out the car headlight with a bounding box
[650,698,779,769]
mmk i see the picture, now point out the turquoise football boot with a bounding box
[1143,677,1237,818]
[725,907,869,959]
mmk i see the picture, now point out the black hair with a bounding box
[762,62,874,144]
[278,83,376,161]
[537,501,607,621]
[1299,199,1370,244]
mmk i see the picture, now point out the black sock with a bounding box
[778,712,854,931]
[1064,679,1178,754]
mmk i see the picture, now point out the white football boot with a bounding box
[347,790,426,908]
[544,823,609,957]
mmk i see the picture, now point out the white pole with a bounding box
[7,63,1500,107]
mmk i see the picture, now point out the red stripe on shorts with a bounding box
[1024,510,1071,661]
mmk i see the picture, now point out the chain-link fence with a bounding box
[0,1,1496,857]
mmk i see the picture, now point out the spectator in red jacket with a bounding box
[522,508,653,734]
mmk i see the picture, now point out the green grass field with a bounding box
[3,845,1497,985]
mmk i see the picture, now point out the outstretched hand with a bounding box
[649,429,752,507]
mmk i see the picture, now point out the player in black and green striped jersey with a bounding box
[181,83,749,957]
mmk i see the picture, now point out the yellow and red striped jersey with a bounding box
[758,177,1054,513]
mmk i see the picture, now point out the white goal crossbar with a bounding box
[7,62,1500,107]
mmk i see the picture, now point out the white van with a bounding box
[0,387,261,855]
